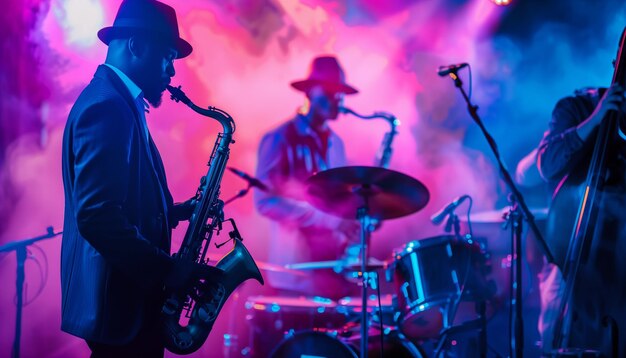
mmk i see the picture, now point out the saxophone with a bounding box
[339,106,399,168]
[161,85,264,355]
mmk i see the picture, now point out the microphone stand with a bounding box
[444,212,461,236]
[0,227,62,358]
[444,70,554,358]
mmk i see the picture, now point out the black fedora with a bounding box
[98,0,192,59]
[291,56,358,95]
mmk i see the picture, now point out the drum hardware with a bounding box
[433,258,488,358]
[0,226,62,358]
[336,294,397,325]
[433,302,488,357]
[306,165,430,358]
[441,64,552,357]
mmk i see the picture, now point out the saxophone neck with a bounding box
[167,85,235,135]
[339,106,399,127]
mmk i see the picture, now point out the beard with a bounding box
[144,85,164,108]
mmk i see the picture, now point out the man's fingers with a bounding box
[195,264,225,280]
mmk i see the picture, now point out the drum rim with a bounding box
[390,234,458,257]
[270,329,427,358]
[269,330,358,358]
[245,295,337,311]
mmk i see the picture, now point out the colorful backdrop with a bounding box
[1,0,625,356]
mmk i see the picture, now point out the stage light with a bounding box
[491,0,512,6]
[56,0,104,46]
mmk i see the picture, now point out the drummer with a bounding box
[254,55,361,300]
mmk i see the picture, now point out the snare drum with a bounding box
[245,295,344,358]
[270,329,425,358]
[387,235,490,339]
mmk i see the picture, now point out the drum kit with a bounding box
[238,166,546,358]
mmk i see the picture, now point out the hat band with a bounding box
[112,18,180,37]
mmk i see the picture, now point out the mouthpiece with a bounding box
[166,85,191,105]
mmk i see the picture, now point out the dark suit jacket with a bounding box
[61,65,187,344]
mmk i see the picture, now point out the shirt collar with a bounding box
[104,63,143,101]
[293,113,330,136]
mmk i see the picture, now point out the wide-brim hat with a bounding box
[97,0,192,59]
[291,56,358,95]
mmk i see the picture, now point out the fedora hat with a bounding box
[97,0,192,59]
[291,56,358,95]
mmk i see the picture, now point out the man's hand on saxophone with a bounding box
[164,258,225,292]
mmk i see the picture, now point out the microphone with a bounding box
[430,195,470,225]
[437,63,469,77]
[228,167,269,192]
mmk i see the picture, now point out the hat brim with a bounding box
[291,79,358,95]
[98,27,192,59]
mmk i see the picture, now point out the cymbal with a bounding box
[256,261,308,276]
[210,259,307,276]
[285,258,386,271]
[463,207,549,224]
[306,166,430,220]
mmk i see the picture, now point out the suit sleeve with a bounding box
[72,99,172,287]
[253,131,343,230]
[537,97,586,181]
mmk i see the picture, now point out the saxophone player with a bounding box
[60,1,220,356]
[254,55,361,300]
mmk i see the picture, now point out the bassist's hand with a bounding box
[577,84,626,141]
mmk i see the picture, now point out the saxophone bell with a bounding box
[162,237,263,354]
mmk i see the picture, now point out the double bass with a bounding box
[546,27,626,357]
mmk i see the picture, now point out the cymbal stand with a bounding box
[0,227,61,358]
[356,203,375,358]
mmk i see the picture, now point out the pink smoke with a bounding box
[7,0,619,356]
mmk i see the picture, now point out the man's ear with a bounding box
[128,36,146,59]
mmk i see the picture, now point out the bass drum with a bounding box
[269,330,425,358]
[245,296,344,358]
